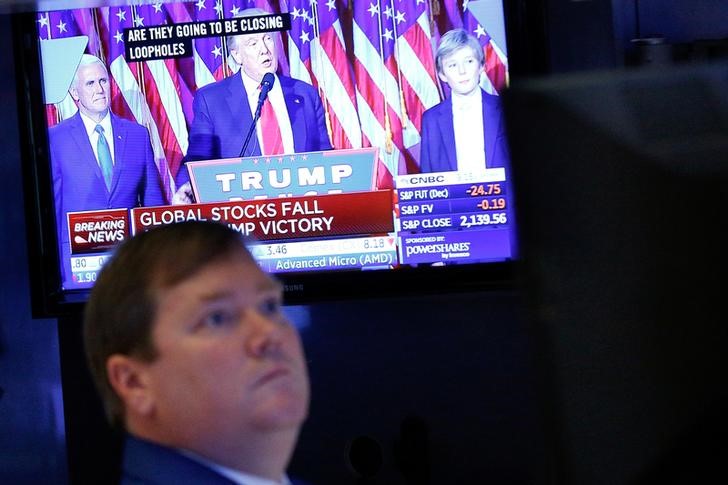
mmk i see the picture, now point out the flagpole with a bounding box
[376,0,393,154]
[389,2,409,129]
[91,9,105,64]
[219,0,231,78]
[429,0,445,100]
[310,0,334,143]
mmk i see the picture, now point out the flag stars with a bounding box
[367,3,379,17]
[116,9,127,22]
[384,6,393,19]
[383,28,393,41]
[463,0,470,12]
[57,20,67,33]
[134,16,145,27]
[212,45,222,58]
[474,25,486,38]
[291,7,302,19]
[300,30,311,43]
[214,0,223,15]
[395,10,405,24]
[153,2,163,13]
[37,13,49,28]
[326,0,336,11]
[196,0,206,11]
[416,0,425,4]
[230,5,241,16]
[114,30,124,43]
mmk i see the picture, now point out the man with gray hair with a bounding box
[49,54,164,282]
[419,28,509,173]
[180,8,331,193]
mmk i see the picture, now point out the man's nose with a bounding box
[457,62,466,74]
[246,312,285,357]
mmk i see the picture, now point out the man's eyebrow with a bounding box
[197,290,236,303]
[258,278,283,294]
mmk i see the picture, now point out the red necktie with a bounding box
[260,93,284,156]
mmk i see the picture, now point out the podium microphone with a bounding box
[240,73,276,158]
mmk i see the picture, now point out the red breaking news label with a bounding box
[131,191,395,241]
[68,209,129,254]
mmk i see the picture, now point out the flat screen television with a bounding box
[13,0,534,316]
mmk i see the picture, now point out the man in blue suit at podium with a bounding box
[85,221,311,484]
[178,8,331,197]
[420,29,509,174]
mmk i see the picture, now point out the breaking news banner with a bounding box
[124,13,291,61]
[130,191,395,241]
[68,209,129,255]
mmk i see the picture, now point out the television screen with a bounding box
[16,0,518,313]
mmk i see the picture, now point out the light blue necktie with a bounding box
[95,124,113,191]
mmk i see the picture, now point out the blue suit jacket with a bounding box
[49,112,164,281]
[121,435,309,485]
[181,71,332,185]
[419,89,509,173]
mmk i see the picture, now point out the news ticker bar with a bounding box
[399,195,507,216]
[131,191,394,241]
[68,192,394,255]
[397,181,506,202]
[69,235,397,281]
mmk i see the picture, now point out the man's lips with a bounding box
[255,366,291,388]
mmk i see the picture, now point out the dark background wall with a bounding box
[1,1,727,484]
[0,13,68,484]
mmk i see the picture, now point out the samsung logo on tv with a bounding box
[284,283,305,292]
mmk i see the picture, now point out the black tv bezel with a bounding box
[13,1,546,318]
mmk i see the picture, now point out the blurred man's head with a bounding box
[228,8,278,82]
[84,221,309,476]
[70,54,110,122]
[435,29,485,97]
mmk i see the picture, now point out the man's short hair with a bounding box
[226,7,271,54]
[84,221,255,427]
[435,28,485,73]
[72,54,107,89]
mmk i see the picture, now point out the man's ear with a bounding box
[106,354,155,418]
[69,86,79,102]
[437,70,448,84]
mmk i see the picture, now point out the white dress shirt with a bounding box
[451,88,487,172]
[78,110,115,166]
[179,448,293,485]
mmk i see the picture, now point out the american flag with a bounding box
[102,5,176,201]
[286,0,362,151]
[353,0,440,182]
[462,0,508,94]
[38,1,510,193]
